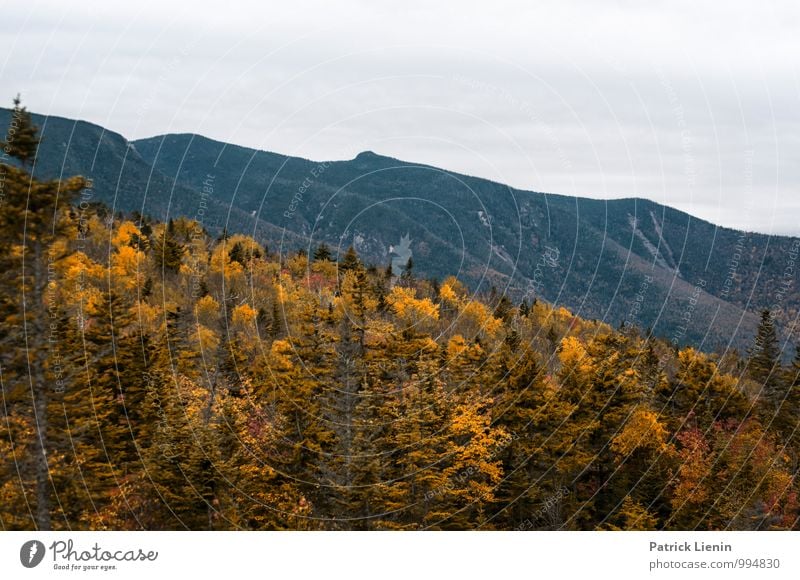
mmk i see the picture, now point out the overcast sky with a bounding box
[2,0,798,234]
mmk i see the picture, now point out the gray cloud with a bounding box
[2,0,798,234]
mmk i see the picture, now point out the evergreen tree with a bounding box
[556,334,648,526]
[228,241,245,265]
[52,304,130,528]
[339,245,361,274]
[0,95,40,166]
[774,345,800,445]
[313,243,332,262]
[0,98,87,529]
[749,309,782,411]
[494,294,513,322]
[491,345,570,529]
[153,219,185,274]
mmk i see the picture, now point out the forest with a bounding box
[1,99,799,531]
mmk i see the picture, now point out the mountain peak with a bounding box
[354,150,382,161]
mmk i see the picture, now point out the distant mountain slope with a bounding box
[0,109,303,245]
[134,133,796,351]
[2,108,797,352]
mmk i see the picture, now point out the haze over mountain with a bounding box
[2,107,797,353]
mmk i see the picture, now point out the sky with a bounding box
[1,0,799,235]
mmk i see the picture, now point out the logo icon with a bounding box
[20,540,45,568]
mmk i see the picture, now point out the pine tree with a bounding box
[214,382,309,530]
[339,245,361,275]
[0,97,87,529]
[0,95,40,166]
[654,346,748,446]
[228,241,245,265]
[749,309,782,410]
[319,315,372,528]
[132,306,222,529]
[774,345,800,445]
[377,335,452,529]
[153,219,185,274]
[494,294,513,322]
[263,297,338,524]
[52,303,130,528]
[491,345,570,529]
[556,334,649,526]
[313,243,332,262]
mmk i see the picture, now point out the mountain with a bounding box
[2,107,797,352]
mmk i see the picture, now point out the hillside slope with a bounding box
[2,108,796,351]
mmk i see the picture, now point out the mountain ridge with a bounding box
[5,107,792,238]
[2,107,797,353]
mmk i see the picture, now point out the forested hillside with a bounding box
[2,99,799,531]
[2,108,799,353]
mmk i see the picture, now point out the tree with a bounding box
[0,97,87,529]
[153,219,185,274]
[603,496,659,530]
[0,95,40,166]
[262,297,338,525]
[786,345,800,389]
[214,384,309,530]
[555,334,651,527]
[313,243,332,262]
[774,345,800,445]
[51,299,131,528]
[670,420,797,530]
[490,344,571,529]
[657,348,748,431]
[339,245,361,274]
[228,241,245,266]
[749,309,782,411]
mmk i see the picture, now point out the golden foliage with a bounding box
[112,221,141,248]
[611,408,669,457]
[386,286,439,330]
[231,303,258,329]
[195,294,220,326]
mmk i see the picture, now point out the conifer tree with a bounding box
[339,245,361,274]
[0,97,86,529]
[264,297,337,521]
[313,243,332,262]
[774,345,800,445]
[556,334,648,525]
[52,303,129,528]
[0,95,40,166]
[153,219,185,274]
[379,337,452,529]
[749,309,782,410]
[228,241,245,266]
[491,345,570,529]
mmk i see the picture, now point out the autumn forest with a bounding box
[2,100,800,531]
